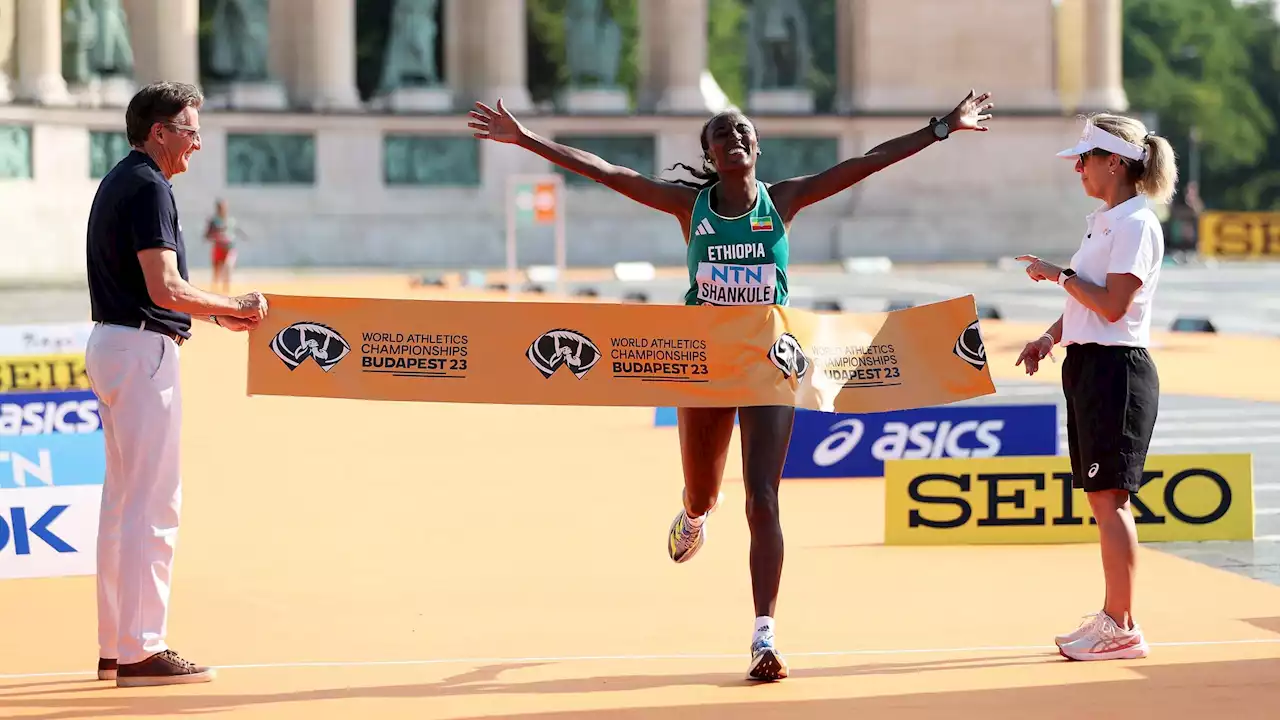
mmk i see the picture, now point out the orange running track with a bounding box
[2,273,1279,719]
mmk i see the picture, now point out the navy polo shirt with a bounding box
[86,150,192,339]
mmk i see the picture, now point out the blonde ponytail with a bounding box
[1137,133,1178,205]
[1088,113,1180,205]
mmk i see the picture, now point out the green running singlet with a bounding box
[683,180,789,307]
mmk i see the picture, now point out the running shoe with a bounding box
[746,633,789,681]
[667,491,722,563]
[1055,610,1104,648]
[1058,612,1149,661]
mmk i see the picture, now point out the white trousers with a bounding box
[84,322,183,665]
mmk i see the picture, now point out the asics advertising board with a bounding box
[0,389,105,579]
[780,404,1059,479]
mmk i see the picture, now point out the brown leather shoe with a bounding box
[115,650,216,687]
[97,658,117,680]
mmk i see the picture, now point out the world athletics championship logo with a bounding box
[270,322,351,372]
[768,333,810,380]
[527,329,601,379]
[953,320,986,371]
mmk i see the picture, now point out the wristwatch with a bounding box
[1058,268,1077,287]
[929,117,950,141]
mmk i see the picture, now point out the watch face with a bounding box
[934,122,948,138]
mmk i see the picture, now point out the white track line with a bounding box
[1150,435,1280,447]
[4,638,1280,681]
[1155,409,1280,420]
[1057,435,1280,449]
[1061,420,1280,434]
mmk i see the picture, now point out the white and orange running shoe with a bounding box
[1058,612,1149,661]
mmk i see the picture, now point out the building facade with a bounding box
[0,0,1129,282]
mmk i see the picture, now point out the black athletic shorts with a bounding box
[1061,342,1160,493]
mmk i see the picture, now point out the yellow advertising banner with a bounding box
[245,293,997,413]
[0,354,90,393]
[1198,211,1280,259]
[883,453,1255,545]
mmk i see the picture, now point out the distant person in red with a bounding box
[204,198,242,293]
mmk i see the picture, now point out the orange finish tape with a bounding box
[245,294,996,413]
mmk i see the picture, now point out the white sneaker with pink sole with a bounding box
[1058,612,1149,661]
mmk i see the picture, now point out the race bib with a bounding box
[695,262,777,306]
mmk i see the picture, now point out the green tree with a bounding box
[1123,0,1280,210]
[1234,0,1280,210]
[706,0,747,108]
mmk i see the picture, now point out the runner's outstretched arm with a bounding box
[469,98,697,219]
[769,90,994,221]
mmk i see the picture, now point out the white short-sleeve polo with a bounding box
[1060,194,1165,348]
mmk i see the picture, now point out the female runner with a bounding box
[469,90,993,680]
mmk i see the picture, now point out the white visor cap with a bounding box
[1057,120,1148,163]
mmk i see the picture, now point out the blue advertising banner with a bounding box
[0,390,104,489]
[781,404,1059,478]
[655,404,1059,478]
[0,327,104,580]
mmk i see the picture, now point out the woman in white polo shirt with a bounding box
[1013,113,1177,662]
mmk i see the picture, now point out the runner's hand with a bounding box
[945,89,994,132]
[469,98,529,144]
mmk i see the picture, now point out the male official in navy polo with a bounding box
[83,81,268,688]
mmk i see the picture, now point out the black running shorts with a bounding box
[1061,342,1160,493]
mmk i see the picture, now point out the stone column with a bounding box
[1078,0,1127,112]
[294,0,361,110]
[834,0,861,113]
[0,0,14,102]
[474,0,531,111]
[123,0,199,87]
[444,0,470,107]
[15,0,70,105]
[268,0,303,98]
[640,0,708,113]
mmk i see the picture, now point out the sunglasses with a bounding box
[1078,148,1110,163]
[166,122,201,142]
